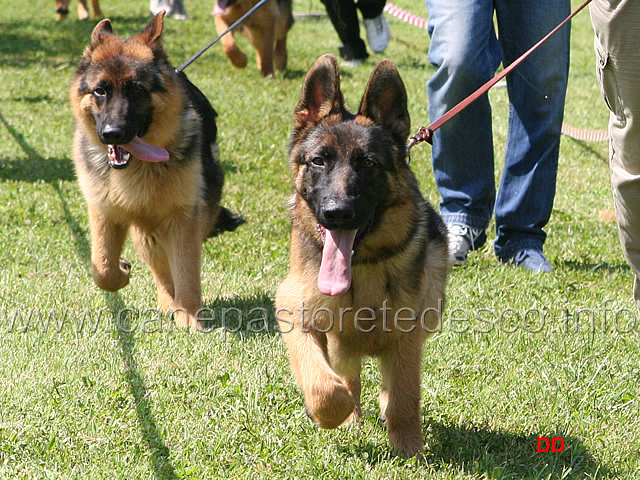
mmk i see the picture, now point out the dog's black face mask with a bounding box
[298,122,390,232]
[92,80,151,146]
[91,75,153,168]
[76,16,171,169]
[289,54,411,296]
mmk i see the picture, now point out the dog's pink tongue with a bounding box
[318,229,357,296]
[123,136,170,163]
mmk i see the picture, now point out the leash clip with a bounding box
[406,126,433,159]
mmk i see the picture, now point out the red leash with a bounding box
[407,0,593,151]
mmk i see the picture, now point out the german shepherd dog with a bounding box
[213,0,293,77]
[70,12,243,328]
[275,55,449,457]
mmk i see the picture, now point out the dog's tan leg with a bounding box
[379,341,424,457]
[276,302,355,428]
[129,226,175,314]
[327,337,362,422]
[245,23,275,76]
[274,37,287,72]
[215,15,248,69]
[77,0,89,20]
[88,205,130,292]
[274,17,289,71]
[151,265,175,314]
[164,214,203,329]
[89,0,103,17]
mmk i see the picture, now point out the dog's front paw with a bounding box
[225,48,248,69]
[305,378,355,429]
[92,257,131,292]
[388,428,424,458]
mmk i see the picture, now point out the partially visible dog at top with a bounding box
[212,0,293,77]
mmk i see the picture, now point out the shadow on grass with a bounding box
[339,421,608,479]
[425,422,608,480]
[560,258,631,275]
[0,16,151,68]
[57,185,180,480]
[105,292,179,480]
[200,294,278,339]
[5,118,179,480]
[563,136,608,163]
[0,110,76,183]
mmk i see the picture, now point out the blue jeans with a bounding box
[425,0,570,261]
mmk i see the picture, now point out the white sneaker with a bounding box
[446,224,486,266]
[363,14,390,53]
[341,58,364,68]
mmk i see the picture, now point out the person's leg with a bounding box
[591,0,640,310]
[150,0,175,16]
[492,0,570,264]
[356,0,385,19]
[357,0,389,54]
[320,0,368,61]
[425,0,500,233]
[171,0,187,19]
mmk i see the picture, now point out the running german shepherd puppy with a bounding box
[70,12,243,328]
[213,0,293,77]
[275,55,449,457]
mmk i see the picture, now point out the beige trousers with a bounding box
[590,0,640,309]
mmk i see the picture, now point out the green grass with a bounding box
[0,0,638,478]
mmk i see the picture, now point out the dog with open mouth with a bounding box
[70,12,243,328]
[275,54,449,457]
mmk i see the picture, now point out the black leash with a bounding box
[175,0,270,73]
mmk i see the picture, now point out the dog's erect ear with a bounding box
[358,59,411,142]
[90,19,113,48]
[294,54,344,130]
[138,11,165,50]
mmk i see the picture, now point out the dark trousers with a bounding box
[320,0,386,60]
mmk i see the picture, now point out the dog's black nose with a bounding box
[321,199,356,227]
[101,125,127,144]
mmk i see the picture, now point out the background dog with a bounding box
[70,12,243,328]
[275,54,449,457]
[213,0,293,77]
[55,0,102,20]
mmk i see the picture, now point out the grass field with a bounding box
[1,0,639,478]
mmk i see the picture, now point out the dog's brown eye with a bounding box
[93,87,107,98]
[310,157,325,167]
[130,84,145,96]
[364,159,377,168]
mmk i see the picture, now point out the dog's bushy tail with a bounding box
[208,207,246,237]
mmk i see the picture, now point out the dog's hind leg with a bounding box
[88,205,130,292]
[379,340,424,457]
[245,20,276,76]
[275,301,356,428]
[274,12,291,71]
